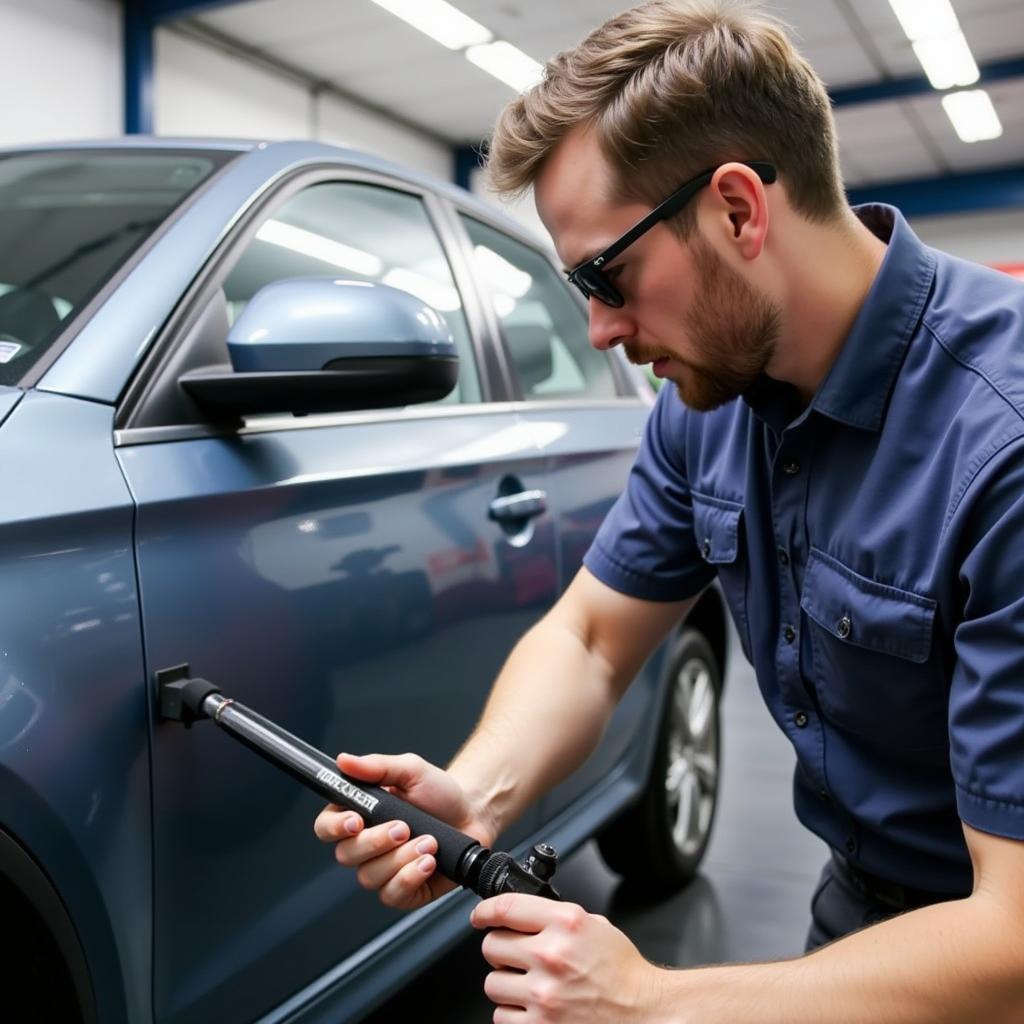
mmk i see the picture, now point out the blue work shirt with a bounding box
[584,205,1024,894]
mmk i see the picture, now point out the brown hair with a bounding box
[486,0,845,235]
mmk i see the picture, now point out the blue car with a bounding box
[0,139,729,1023]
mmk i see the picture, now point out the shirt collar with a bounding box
[809,204,936,431]
[744,204,936,433]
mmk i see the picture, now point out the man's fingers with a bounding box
[480,929,533,972]
[472,893,572,933]
[333,820,410,868]
[313,806,363,842]
[377,850,441,908]
[356,834,437,891]
[336,751,429,791]
[492,1007,528,1024]
[483,969,528,1010]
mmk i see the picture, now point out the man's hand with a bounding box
[313,752,494,910]
[472,893,668,1024]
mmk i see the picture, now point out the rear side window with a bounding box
[460,216,617,401]
[0,149,228,386]
[224,182,481,405]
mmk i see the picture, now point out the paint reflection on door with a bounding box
[119,409,556,1024]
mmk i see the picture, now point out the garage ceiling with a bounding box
[183,0,1024,187]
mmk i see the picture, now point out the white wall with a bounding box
[469,166,549,244]
[0,0,122,147]
[910,209,1024,267]
[0,0,452,180]
[316,93,451,181]
[154,28,452,181]
[154,30,309,144]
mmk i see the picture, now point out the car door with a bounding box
[456,212,658,820]
[115,172,554,1024]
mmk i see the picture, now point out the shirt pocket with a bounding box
[800,547,944,749]
[692,493,751,659]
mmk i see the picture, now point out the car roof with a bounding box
[1,137,535,242]
[24,137,550,403]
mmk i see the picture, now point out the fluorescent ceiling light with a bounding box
[492,293,517,318]
[941,89,1003,143]
[473,245,533,298]
[465,41,543,92]
[912,32,979,89]
[368,0,492,50]
[256,221,382,276]
[383,268,461,312]
[887,0,959,41]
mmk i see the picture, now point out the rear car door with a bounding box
[456,213,658,820]
[116,171,554,1024]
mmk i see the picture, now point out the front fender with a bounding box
[0,392,151,1022]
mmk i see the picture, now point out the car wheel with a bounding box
[597,627,722,895]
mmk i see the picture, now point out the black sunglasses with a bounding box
[565,161,777,308]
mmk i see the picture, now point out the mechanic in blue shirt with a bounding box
[315,2,1024,1020]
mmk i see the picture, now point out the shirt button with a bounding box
[783,460,801,476]
[777,546,790,567]
[818,787,831,803]
[845,836,857,855]
[701,538,711,559]
[794,711,809,728]
[836,615,852,640]
[783,624,796,644]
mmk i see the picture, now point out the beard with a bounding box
[625,237,781,412]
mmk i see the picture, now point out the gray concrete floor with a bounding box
[365,629,829,1021]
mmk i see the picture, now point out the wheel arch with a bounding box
[0,827,98,1023]
[681,583,729,689]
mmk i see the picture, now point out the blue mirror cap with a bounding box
[227,278,457,373]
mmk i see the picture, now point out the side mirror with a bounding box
[178,278,459,416]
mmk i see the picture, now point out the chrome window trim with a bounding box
[113,396,646,448]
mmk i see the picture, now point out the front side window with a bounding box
[0,149,229,386]
[461,216,617,402]
[224,182,480,405]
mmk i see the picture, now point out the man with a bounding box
[315,1,1024,1019]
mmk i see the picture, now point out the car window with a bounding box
[224,182,481,405]
[460,216,617,401]
[0,149,230,387]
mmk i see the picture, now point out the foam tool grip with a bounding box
[156,667,558,898]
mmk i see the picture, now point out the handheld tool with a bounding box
[156,665,561,901]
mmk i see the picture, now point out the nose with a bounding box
[587,297,634,351]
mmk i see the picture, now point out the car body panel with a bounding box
[0,385,23,427]
[512,401,665,819]
[117,406,557,1024]
[0,137,714,1024]
[0,391,150,1022]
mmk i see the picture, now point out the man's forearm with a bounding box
[661,893,1024,1024]
[446,613,618,840]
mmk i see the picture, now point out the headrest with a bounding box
[0,287,61,346]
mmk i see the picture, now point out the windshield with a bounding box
[0,149,234,387]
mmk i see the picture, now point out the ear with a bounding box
[706,162,770,261]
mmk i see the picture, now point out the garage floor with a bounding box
[365,627,828,1022]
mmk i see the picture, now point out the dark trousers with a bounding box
[805,852,955,953]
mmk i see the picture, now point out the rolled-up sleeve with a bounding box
[950,440,1024,838]
[583,386,715,602]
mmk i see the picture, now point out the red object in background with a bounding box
[991,263,1024,281]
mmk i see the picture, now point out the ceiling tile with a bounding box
[905,80,1024,173]
[175,0,1023,183]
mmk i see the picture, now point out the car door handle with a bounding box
[488,489,548,522]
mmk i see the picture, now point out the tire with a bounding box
[0,874,84,1023]
[597,627,722,896]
